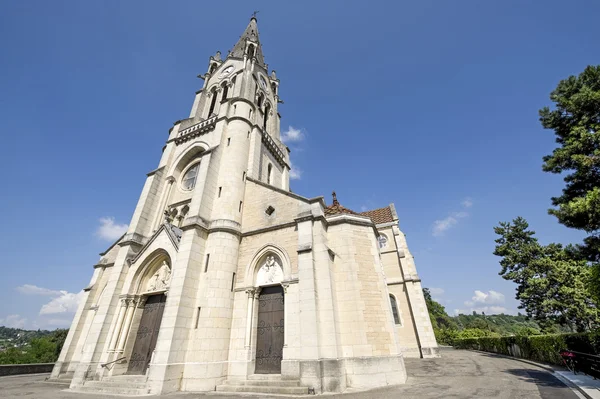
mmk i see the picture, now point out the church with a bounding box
[50,17,438,396]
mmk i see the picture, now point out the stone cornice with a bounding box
[118,232,146,248]
[241,221,296,238]
[326,213,380,237]
[146,165,165,177]
[93,262,114,269]
[99,233,126,256]
[246,177,325,207]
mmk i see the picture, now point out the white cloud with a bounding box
[16,284,85,316]
[464,290,505,306]
[40,290,84,315]
[281,126,305,143]
[17,284,61,296]
[454,306,511,315]
[289,159,302,180]
[432,211,468,236]
[432,197,472,237]
[96,217,128,241]
[429,287,445,297]
[454,290,511,315]
[0,314,27,328]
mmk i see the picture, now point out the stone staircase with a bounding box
[72,375,151,396]
[216,374,309,395]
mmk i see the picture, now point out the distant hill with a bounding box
[0,326,54,348]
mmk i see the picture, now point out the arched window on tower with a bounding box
[257,92,264,108]
[208,88,217,116]
[267,163,272,185]
[390,295,401,325]
[221,83,229,102]
[263,103,270,131]
[209,63,217,74]
[247,44,255,59]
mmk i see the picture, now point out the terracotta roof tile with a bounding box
[324,191,360,217]
[359,206,395,225]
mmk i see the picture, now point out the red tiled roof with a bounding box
[324,191,360,217]
[324,203,359,216]
[359,206,395,224]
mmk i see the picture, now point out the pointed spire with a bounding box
[332,191,339,206]
[229,17,265,66]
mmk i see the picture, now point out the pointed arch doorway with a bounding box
[255,285,284,374]
[126,294,166,374]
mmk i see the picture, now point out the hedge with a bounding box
[454,330,600,366]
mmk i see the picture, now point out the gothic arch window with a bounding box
[221,82,229,101]
[267,163,272,185]
[247,44,255,58]
[257,92,264,108]
[390,295,401,325]
[208,87,218,116]
[271,82,277,95]
[378,234,388,249]
[209,63,217,74]
[181,161,200,191]
[263,103,271,131]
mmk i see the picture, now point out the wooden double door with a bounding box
[255,286,285,374]
[127,294,166,375]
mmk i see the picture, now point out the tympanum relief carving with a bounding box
[256,255,283,286]
[146,261,171,292]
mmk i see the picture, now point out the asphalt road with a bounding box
[0,349,581,398]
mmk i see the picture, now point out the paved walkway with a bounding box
[0,349,586,398]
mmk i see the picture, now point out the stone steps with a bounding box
[248,373,283,380]
[224,379,301,387]
[44,378,71,385]
[70,376,151,396]
[216,385,309,395]
[217,375,308,395]
[74,385,151,396]
[84,380,148,389]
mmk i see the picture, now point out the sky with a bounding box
[1,0,599,330]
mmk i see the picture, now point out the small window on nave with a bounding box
[182,162,200,190]
[390,295,401,325]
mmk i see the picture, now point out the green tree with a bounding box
[494,217,598,331]
[539,65,600,296]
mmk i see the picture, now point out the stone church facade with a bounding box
[50,18,438,396]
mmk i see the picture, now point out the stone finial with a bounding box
[215,51,221,61]
[271,70,277,80]
[332,191,339,206]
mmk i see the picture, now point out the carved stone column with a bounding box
[281,282,289,348]
[108,298,128,352]
[116,298,136,353]
[244,289,255,348]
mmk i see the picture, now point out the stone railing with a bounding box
[175,116,218,145]
[0,363,54,376]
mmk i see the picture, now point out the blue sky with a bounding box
[1,1,598,330]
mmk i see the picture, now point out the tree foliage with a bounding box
[494,217,598,331]
[422,288,556,345]
[0,329,68,365]
[539,65,600,242]
[539,65,600,299]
